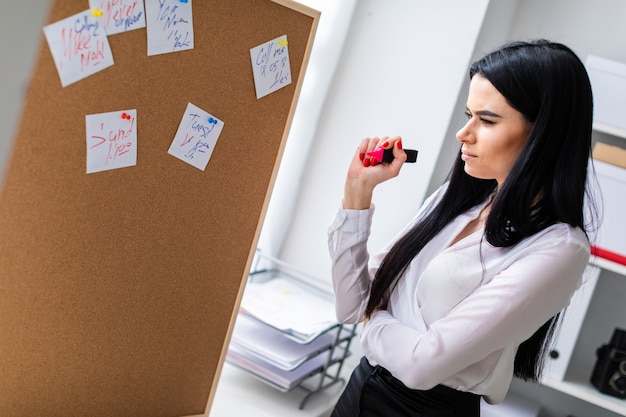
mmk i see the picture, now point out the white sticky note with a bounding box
[86,110,137,174]
[250,35,292,99]
[43,9,114,87]
[145,0,194,56]
[89,0,146,35]
[168,103,224,171]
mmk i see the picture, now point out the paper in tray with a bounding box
[230,314,337,371]
[239,277,338,343]
[226,343,344,392]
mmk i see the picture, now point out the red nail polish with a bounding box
[359,153,365,161]
[397,140,403,150]
[364,158,370,167]
[382,141,389,148]
[370,157,377,166]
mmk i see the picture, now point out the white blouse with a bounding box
[327,187,590,404]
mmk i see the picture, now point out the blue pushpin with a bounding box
[208,117,217,124]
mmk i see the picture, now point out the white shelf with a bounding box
[541,254,626,415]
[593,121,626,139]
[541,375,626,416]
[590,256,626,276]
[540,257,626,416]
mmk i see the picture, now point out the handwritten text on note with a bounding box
[250,35,292,99]
[89,0,146,35]
[43,9,114,87]
[168,103,224,171]
[145,0,194,56]
[86,110,137,174]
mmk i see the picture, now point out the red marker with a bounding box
[367,147,418,164]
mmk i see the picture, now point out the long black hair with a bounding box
[365,40,594,381]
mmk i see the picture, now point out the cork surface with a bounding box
[0,1,317,416]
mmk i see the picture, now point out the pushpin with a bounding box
[179,0,189,3]
[208,117,217,125]
[278,40,288,46]
[92,9,104,16]
[121,112,131,120]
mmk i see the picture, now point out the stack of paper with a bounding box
[227,343,344,392]
[226,275,343,391]
[239,277,338,343]
[230,314,337,371]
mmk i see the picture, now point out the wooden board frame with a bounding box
[0,1,319,416]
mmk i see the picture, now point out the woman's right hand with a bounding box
[343,136,406,210]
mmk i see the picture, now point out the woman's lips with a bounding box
[461,150,477,161]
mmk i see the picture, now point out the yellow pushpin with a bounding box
[278,40,288,46]
[92,9,104,16]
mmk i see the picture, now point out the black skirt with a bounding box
[331,357,481,417]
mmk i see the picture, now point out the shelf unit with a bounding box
[589,118,626,280]
[226,252,356,410]
[537,122,626,415]
[591,256,626,276]
[542,375,626,416]
[593,121,626,139]
[539,259,626,417]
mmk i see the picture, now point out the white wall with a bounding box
[426,0,521,196]
[275,0,490,282]
[510,0,626,63]
[256,0,358,257]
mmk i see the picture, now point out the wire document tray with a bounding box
[226,251,357,409]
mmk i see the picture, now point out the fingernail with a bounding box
[370,157,377,166]
[397,140,403,150]
[382,141,389,148]
[364,158,370,167]
[359,153,365,161]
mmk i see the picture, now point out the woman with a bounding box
[328,40,594,416]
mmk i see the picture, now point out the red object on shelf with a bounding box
[591,245,626,266]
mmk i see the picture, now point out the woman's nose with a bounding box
[456,120,473,143]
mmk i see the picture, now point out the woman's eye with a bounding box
[465,111,495,125]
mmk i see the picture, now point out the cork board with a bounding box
[0,1,318,416]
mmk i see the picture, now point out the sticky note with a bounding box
[43,9,114,87]
[145,0,194,56]
[86,110,137,174]
[168,103,224,171]
[89,0,146,36]
[250,34,292,99]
